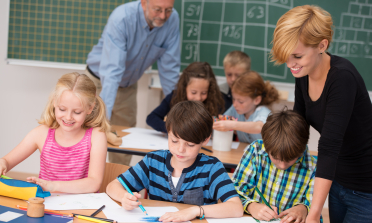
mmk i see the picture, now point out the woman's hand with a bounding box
[159,206,199,222]
[120,192,142,211]
[279,204,307,223]
[27,177,55,192]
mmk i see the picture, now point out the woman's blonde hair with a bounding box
[39,72,110,133]
[232,71,279,106]
[271,5,334,64]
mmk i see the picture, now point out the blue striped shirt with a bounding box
[118,150,238,205]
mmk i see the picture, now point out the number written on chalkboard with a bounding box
[186,4,201,17]
[186,23,199,37]
[223,25,243,39]
[247,6,265,19]
[185,43,198,61]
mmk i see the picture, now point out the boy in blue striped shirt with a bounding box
[107,101,243,222]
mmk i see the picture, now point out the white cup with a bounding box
[212,130,233,151]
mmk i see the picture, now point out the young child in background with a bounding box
[0,72,109,193]
[220,51,251,112]
[213,71,279,143]
[146,62,224,133]
[233,110,321,223]
[108,101,243,222]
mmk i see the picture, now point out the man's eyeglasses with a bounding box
[152,7,173,15]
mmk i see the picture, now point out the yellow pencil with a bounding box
[75,215,112,223]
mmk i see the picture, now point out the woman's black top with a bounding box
[294,54,372,193]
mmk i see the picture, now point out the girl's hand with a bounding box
[279,204,307,223]
[0,158,8,176]
[121,192,142,211]
[27,177,55,192]
[159,206,199,222]
[248,203,278,222]
[213,121,235,131]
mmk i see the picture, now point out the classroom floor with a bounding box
[6,171,330,223]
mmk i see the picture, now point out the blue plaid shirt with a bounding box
[233,140,321,221]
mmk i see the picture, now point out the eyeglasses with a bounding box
[151,7,173,15]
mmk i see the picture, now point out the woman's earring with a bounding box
[320,52,323,54]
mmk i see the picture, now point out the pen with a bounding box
[73,213,115,223]
[201,147,213,153]
[254,187,273,211]
[91,205,105,217]
[117,177,148,215]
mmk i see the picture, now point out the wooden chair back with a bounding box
[99,162,130,193]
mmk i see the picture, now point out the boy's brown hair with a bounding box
[223,51,251,71]
[262,109,309,162]
[166,101,212,144]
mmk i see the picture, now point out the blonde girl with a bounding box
[146,62,224,133]
[271,5,372,223]
[0,72,110,193]
[213,71,279,143]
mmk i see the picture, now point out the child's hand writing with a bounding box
[159,206,199,222]
[27,177,55,192]
[0,158,9,176]
[248,202,278,222]
[121,192,142,211]
[213,120,235,131]
[278,204,307,223]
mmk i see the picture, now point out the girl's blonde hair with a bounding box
[170,62,224,116]
[271,5,334,64]
[232,71,279,106]
[39,72,110,133]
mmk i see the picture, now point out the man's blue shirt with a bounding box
[86,1,180,118]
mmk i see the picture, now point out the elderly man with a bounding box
[86,0,180,165]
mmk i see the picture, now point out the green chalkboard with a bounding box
[173,0,372,89]
[7,0,372,89]
[7,0,130,64]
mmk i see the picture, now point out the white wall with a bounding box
[0,0,162,175]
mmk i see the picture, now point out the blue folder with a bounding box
[0,205,72,223]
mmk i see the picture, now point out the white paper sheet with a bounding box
[206,140,240,149]
[206,217,280,223]
[44,193,121,210]
[0,211,23,222]
[103,206,189,223]
[120,128,169,150]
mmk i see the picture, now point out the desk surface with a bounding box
[0,195,227,223]
[109,125,318,169]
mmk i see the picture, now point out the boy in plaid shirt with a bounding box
[233,110,321,223]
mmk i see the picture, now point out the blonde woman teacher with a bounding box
[271,5,372,223]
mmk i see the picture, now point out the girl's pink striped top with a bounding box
[39,128,93,181]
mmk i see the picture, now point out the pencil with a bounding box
[1,175,12,179]
[91,205,105,217]
[73,213,115,223]
[75,215,112,223]
[254,187,273,211]
[117,177,148,215]
[16,205,73,217]
[201,147,213,153]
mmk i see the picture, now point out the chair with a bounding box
[99,162,130,193]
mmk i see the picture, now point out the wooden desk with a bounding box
[108,125,318,169]
[0,195,215,223]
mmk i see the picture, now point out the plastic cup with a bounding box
[212,129,233,151]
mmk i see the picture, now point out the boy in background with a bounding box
[233,110,321,223]
[107,101,243,222]
[220,51,251,112]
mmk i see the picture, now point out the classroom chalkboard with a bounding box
[172,0,372,89]
[7,0,372,89]
[7,0,130,64]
